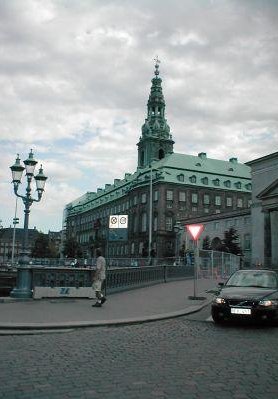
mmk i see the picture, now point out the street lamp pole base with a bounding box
[10,288,33,298]
[10,267,33,299]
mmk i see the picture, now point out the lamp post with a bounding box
[148,163,153,260]
[174,221,183,264]
[10,150,47,298]
[11,197,19,266]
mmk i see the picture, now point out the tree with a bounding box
[31,233,58,258]
[202,236,211,250]
[63,237,82,258]
[222,228,242,255]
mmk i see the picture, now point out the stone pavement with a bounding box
[0,278,217,332]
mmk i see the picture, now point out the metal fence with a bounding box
[1,250,243,298]
[4,250,240,269]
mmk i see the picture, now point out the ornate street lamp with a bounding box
[174,221,183,262]
[10,150,47,298]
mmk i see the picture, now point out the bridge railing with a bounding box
[1,251,242,298]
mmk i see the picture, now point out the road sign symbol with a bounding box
[110,216,118,225]
[186,224,204,240]
[109,215,128,229]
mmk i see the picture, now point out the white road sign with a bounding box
[109,215,128,229]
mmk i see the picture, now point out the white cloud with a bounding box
[0,0,277,232]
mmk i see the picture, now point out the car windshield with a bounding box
[226,271,278,289]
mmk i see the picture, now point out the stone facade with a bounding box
[246,152,278,267]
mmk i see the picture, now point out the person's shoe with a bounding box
[101,297,107,304]
[92,302,102,307]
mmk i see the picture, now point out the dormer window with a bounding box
[224,180,231,188]
[235,181,242,189]
[245,183,252,190]
[213,178,220,186]
[196,162,201,167]
[201,177,208,185]
[177,173,184,182]
[190,175,196,183]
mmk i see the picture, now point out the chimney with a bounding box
[198,152,207,160]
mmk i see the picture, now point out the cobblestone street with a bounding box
[0,317,277,399]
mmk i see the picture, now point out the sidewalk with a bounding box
[0,278,218,332]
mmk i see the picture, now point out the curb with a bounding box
[0,299,212,334]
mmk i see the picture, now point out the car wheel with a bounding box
[211,311,224,324]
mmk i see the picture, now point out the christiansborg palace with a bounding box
[64,62,252,259]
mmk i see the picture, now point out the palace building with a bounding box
[64,62,252,258]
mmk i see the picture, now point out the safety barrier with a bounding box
[1,251,242,298]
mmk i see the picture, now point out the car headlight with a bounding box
[258,300,276,307]
[214,297,226,304]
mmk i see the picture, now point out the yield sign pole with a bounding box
[186,224,205,300]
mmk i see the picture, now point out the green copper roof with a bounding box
[66,152,251,216]
[65,63,251,218]
[154,152,250,179]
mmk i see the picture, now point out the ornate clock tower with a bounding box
[137,59,174,168]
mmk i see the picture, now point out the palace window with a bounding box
[166,190,173,201]
[179,191,186,202]
[191,193,198,204]
[177,174,184,182]
[215,195,221,206]
[141,212,147,232]
[141,193,147,204]
[244,234,251,250]
[237,198,243,208]
[153,216,158,232]
[226,197,232,207]
[190,175,196,183]
[165,216,173,231]
[203,194,210,205]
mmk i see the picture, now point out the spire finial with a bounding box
[154,56,160,77]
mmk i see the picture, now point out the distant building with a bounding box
[246,152,278,267]
[0,227,40,264]
[64,62,252,258]
[0,228,62,264]
[180,209,251,262]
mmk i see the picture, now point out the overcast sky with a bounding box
[0,0,277,233]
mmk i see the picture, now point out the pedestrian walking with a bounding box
[92,248,107,308]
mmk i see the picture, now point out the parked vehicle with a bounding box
[211,269,278,324]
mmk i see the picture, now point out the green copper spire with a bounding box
[137,58,174,168]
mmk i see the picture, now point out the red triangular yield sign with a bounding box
[186,224,204,240]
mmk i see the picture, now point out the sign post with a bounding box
[107,215,128,258]
[186,224,206,300]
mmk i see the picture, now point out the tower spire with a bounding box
[137,59,174,168]
[154,56,160,77]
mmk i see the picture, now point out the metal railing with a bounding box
[1,250,243,297]
[1,250,241,268]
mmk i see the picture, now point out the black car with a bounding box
[211,269,278,324]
